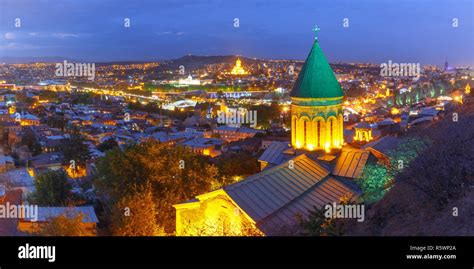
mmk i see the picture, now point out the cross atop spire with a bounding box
[312,25,320,41]
[290,24,343,99]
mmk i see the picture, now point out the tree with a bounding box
[20,131,42,156]
[62,134,90,168]
[97,138,118,152]
[356,164,390,204]
[110,189,164,236]
[71,92,98,105]
[297,206,328,236]
[38,213,95,236]
[15,92,36,105]
[45,115,68,131]
[38,90,59,103]
[216,152,260,186]
[32,170,72,206]
[298,194,353,236]
[181,219,263,236]
[356,136,429,204]
[251,101,280,129]
[94,142,219,233]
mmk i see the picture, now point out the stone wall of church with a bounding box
[175,194,261,236]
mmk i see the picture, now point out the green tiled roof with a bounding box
[291,39,344,99]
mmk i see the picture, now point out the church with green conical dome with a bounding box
[291,26,345,152]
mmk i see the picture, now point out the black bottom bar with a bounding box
[0,236,472,267]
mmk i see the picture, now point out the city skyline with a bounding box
[1,0,473,66]
[0,1,473,266]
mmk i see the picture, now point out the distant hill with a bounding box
[0,54,301,67]
[161,55,261,70]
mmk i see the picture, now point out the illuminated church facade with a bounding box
[290,27,345,152]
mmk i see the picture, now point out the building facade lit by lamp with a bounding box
[290,26,344,151]
[353,121,373,142]
[178,74,201,86]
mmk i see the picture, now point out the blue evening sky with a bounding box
[0,0,473,66]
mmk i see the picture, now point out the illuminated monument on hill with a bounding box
[290,26,345,152]
[230,58,248,75]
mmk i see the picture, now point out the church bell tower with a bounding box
[290,26,345,152]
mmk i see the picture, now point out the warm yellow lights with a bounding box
[291,105,344,152]
[230,58,248,75]
[64,165,87,178]
[294,138,341,152]
[27,168,35,177]
[454,95,463,104]
[391,107,400,115]
[354,128,373,142]
[465,84,470,95]
[295,141,302,149]
[174,190,262,236]
[324,142,330,153]
[232,176,243,182]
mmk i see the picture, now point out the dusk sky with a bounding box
[1,0,473,66]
